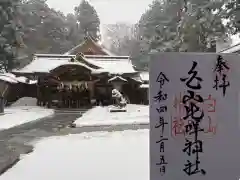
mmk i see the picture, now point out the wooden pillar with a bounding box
[88,75,94,100]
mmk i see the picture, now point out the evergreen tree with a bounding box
[104,23,139,56]
[178,0,227,52]
[20,0,70,54]
[65,13,85,47]
[129,0,227,69]
[137,0,227,53]
[0,0,23,71]
[225,0,240,34]
[74,0,100,40]
[137,0,185,52]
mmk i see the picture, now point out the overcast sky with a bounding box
[46,0,152,24]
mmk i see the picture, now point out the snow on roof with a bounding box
[0,73,37,84]
[13,54,101,74]
[140,72,149,82]
[217,34,240,53]
[0,75,18,84]
[13,53,136,75]
[140,84,149,89]
[83,55,136,74]
[219,42,240,53]
[15,76,37,84]
[3,73,16,79]
[64,36,117,56]
[108,76,127,82]
[13,55,72,73]
[34,54,76,58]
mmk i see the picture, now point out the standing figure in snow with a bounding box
[111,88,127,108]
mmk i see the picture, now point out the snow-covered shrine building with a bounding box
[12,36,149,107]
[216,34,240,53]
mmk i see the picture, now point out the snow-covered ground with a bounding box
[0,129,148,180]
[0,104,149,179]
[74,104,149,127]
[10,97,38,107]
[0,107,54,130]
[0,97,54,130]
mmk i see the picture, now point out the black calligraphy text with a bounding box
[213,55,230,96]
[154,72,169,176]
[181,61,206,176]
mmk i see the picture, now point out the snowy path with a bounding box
[0,130,149,180]
[0,111,82,175]
[0,106,149,177]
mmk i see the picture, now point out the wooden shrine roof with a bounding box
[64,36,116,56]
